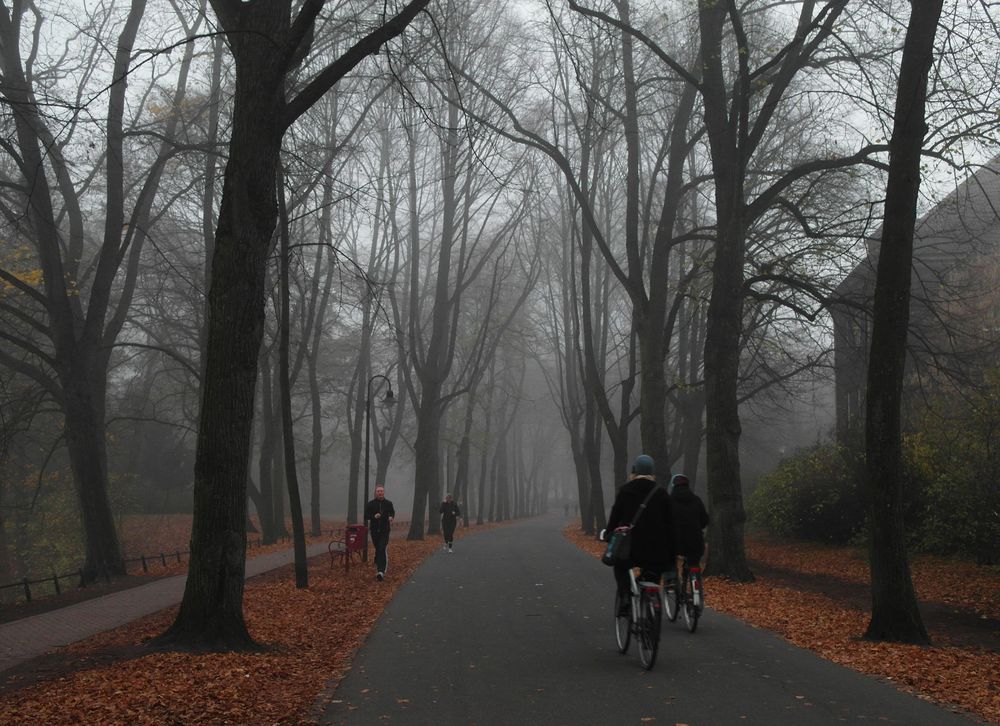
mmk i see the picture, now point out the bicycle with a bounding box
[613,567,662,670]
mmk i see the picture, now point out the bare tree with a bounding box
[157,0,430,650]
[863,0,943,645]
[0,0,203,580]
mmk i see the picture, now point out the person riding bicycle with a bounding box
[603,454,675,616]
[669,473,709,579]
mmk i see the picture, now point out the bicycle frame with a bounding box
[678,560,703,633]
[688,566,703,608]
[629,569,662,614]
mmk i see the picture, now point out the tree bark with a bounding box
[278,167,307,589]
[154,1,290,648]
[63,365,124,581]
[256,355,278,543]
[697,0,753,580]
[863,0,942,645]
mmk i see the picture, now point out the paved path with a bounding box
[323,515,976,725]
[0,542,328,673]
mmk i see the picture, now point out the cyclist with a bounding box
[603,454,675,616]
[669,473,709,578]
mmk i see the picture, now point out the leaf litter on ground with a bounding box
[2,521,997,724]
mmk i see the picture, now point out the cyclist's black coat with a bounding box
[671,486,709,561]
[605,476,675,568]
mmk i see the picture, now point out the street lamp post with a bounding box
[363,374,395,562]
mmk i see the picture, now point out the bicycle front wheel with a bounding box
[637,591,661,670]
[614,590,631,653]
[683,595,699,633]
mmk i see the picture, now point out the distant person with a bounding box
[602,454,675,615]
[364,485,395,581]
[439,493,461,552]
[670,473,709,575]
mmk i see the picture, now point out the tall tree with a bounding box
[399,5,536,538]
[157,0,430,650]
[863,0,943,644]
[570,0,887,578]
[0,0,200,580]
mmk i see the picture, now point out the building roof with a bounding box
[836,156,1000,299]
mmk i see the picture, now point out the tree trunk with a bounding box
[476,365,495,526]
[408,387,443,539]
[256,356,278,543]
[278,168,307,588]
[697,0,753,582]
[454,395,476,526]
[583,397,605,533]
[156,5,286,648]
[863,0,942,645]
[62,366,125,581]
[270,367,288,539]
[573,448,592,532]
[702,208,753,580]
[308,353,323,536]
[347,305,372,525]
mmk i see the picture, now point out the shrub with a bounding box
[748,443,864,544]
[905,380,1000,564]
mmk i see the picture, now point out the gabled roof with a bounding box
[836,154,1000,300]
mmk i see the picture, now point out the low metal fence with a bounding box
[0,532,322,605]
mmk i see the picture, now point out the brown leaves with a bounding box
[0,524,491,724]
[743,538,1000,620]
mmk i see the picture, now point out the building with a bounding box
[832,158,1000,441]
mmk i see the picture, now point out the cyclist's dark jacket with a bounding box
[605,476,675,569]
[670,486,709,561]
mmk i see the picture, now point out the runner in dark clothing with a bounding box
[439,493,461,552]
[364,485,395,581]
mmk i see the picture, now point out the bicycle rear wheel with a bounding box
[682,576,699,633]
[663,580,679,622]
[637,590,661,670]
[614,590,631,653]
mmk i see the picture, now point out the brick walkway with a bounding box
[0,542,328,673]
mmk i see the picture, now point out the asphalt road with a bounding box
[322,514,977,725]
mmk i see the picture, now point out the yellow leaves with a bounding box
[15,268,42,286]
[0,241,44,293]
[1,267,43,294]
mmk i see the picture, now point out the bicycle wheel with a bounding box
[637,590,661,670]
[662,579,679,622]
[682,577,699,633]
[614,590,631,653]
